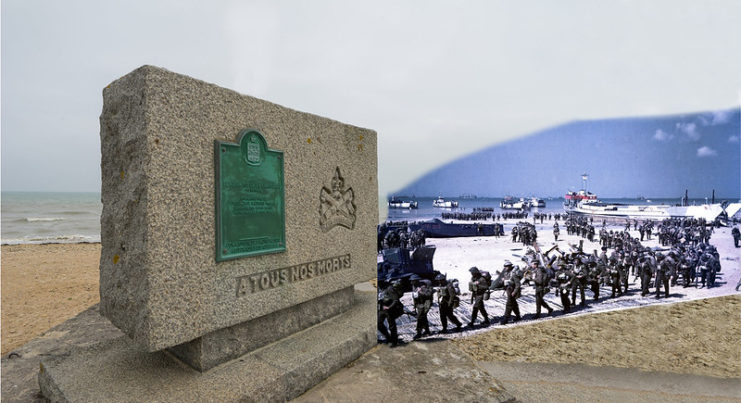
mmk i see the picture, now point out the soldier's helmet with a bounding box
[469,266,480,275]
[409,274,422,282]
[656,252,664,260]
[391,279,403,288]
[503,260,513,268]
[434,273,447,283]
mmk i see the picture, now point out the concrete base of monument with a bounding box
[168,286,356,372]
[38,289,375,402]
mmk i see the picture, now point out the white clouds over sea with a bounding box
[697,146,718,157]
[653,129,674,141]
[677,122,700,141]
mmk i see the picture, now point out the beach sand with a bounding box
[455,294,741,379]
[1,243,100,354]
[2,223,739,382]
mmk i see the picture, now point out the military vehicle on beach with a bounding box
[377,245,440,291]
[408,218,501,237]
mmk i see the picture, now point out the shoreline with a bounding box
[1,241,101,246]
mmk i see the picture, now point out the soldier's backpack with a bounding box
[480,271,492,300]
[481,271,492,288]
[451,279,461,295]
[450,280,462,308]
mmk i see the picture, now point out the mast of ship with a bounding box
[582,173,589,193]
[712,189,715,204]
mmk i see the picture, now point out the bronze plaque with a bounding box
[215,129,285,261]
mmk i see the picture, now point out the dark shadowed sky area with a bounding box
[2,1,741,199]
[396,108,740,199]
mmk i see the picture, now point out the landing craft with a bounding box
[408,218,502,237]
[562,180,741,225]
[564,199,741,224]
[432,196,459,208]
[388,196,418,209]
[500,196,531,210]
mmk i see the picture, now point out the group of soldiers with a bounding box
[657,218,712,246]
[501,211,529,220]
[378,216,727,345]
[511,222,538,246]
[379,227,427,251]
[565,216,596,241]
[472,207,495,212]
[441,211,493,221]
[531,212,549,224]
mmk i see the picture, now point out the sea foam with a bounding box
[24,217,66,222]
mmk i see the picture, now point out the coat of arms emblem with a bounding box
[319,167,356,232]
[246,135,261,164]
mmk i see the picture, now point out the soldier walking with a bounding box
[435,274,462,333]
[639,251,654,297]
[410,275,433,339]
[467,267,491,327]
[654,253,670,299]
[532,261,553,319]
[555,266,573,314]
[571,258,588,306]
[378,279,404,347]
[589,261,604,300]
[500,268,522,325]
[609,256,622,298]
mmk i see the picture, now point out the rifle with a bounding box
[531,240,548,268]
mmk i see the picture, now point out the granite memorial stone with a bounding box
[39,65,378,401]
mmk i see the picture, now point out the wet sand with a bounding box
[1,243,101,354]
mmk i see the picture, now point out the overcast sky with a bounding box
[2,1,741,198]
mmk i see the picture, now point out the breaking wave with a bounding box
[23,217,66,222]
[1,234,100,245]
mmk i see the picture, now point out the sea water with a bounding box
[0,192,716,244]
[382,196,714,223]
[1,192,102,245]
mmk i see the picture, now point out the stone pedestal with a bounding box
[40,289,376,402]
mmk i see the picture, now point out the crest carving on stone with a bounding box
[319,167,356,232]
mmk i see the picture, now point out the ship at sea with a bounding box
[562,175,741,224]
[432,196,459,208]
[500,196,531,210]
[388,196,418,209]
[500,195,545,210]
[529,197,546,208]
[564,173,597,205]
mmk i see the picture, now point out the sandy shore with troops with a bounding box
[378,216,741,376]
[2,218,740,380]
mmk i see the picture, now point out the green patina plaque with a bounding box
[215,129,285,262]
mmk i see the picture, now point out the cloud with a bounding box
[652,129,673,141]
[710,110,732,125]
[676,122,700,140]
[696,146,717,157]
[730,135,740,143]
[699,109,733,126]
